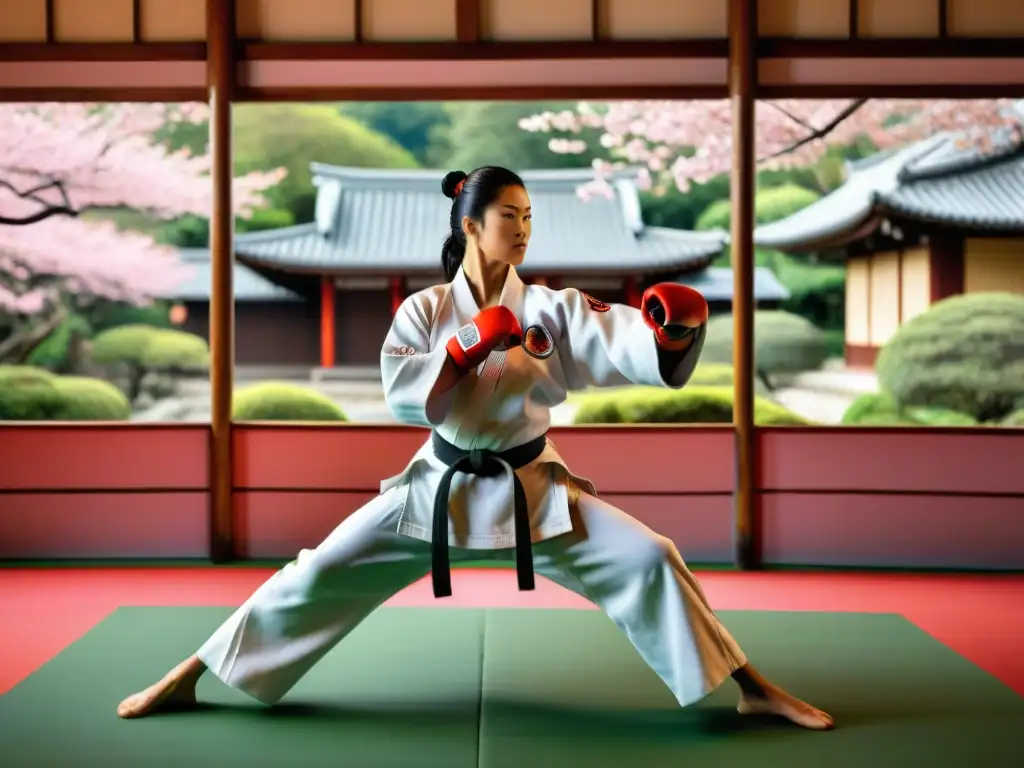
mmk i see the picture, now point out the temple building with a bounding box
[754,132,1024,368]
[167,165,788,368]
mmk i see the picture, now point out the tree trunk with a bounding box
[0,307,66,363]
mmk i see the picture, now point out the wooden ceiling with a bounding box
[0,0,1022,100]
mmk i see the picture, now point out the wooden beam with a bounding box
[207,0,236,563]
[729,0,759,570]
[132,0,142,43]
[45,0,55,43]
[456,0,480,43]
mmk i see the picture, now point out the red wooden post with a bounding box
[320,276,336,368]
[389,276,405,316]
[624,276,643,307]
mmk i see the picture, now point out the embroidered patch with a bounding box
[582,292,610,312]
[388,345,417,356]
[523,324,554,359]
[456,322,481,351]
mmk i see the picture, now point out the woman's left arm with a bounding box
[549,283,708,391]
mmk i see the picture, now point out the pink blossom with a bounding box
[520,99,1022,192]
[0,102,286,314]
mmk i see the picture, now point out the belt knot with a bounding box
[469,448,487,472]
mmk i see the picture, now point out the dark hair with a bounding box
[440,166,526,282]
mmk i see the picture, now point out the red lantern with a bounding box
[169,304,187,325]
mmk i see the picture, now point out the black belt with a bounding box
[430,431,546,598]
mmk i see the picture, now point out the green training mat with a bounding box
[479,609,1024,768]
[0,606,485,768]
[1,607,1021,767]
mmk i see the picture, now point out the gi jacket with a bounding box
[379,266,706,550]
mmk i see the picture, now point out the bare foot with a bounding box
[117,656,205,719]
[737,684,834,730]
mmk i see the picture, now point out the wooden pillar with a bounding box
[729,0,759,570]
[389,276,406,317]
[929,234,965,302]
[320,276,336,368]
[206,0,236,563]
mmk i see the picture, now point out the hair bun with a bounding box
[441,170,468,200]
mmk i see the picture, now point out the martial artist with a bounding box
[118,166,833,731]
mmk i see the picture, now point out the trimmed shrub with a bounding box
[233,382,348,422]
[0,366,131,420]
[0,366,65,420]
[89,324,209,402]
[702,310,829,387]
[573,385,811,425]
[875,292,1024,422]
[51,376,132,420]
[1001,409,1024,427]
[842,391,979,427]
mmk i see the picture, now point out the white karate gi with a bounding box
[196,266,747,708]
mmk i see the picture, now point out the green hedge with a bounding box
[233,382,348,421]
[573,385,811,426]
[0,366,130,421]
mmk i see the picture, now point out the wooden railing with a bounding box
[1,422,1021,569]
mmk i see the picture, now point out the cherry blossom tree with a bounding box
[519,98,1024,197]
[0,101,286,361]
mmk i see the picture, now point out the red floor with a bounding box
[2,567,1023,698]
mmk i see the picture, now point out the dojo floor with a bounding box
[2,566,1023,767]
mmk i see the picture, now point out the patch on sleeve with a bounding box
[388,345,417,356]
[581,292,610,312]
[523,324,554,359]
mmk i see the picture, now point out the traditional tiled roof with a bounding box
[229,165,728,276]
[754,130,1024,253]
[678,266,789,303]
[163,248,787,305]
[161,248,301,302]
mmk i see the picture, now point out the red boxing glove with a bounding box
[640,282,709,351]
[446,305,524,371]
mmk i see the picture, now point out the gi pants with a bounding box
[196,487,748,708]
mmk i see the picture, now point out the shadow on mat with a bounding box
[482,700,797,739]
[154,698,479,727]
[159,698,814,737]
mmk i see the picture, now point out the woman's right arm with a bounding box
[380,291,464,427]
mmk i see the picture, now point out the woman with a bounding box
[117,166,833,731]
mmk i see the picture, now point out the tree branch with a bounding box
[757,98,869,164]
[0,177,80,226]
[0,303,66,362]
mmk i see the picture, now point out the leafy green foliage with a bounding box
[437,102,607,172]
[695,184,821,232]
[338,102,452,165]
[232,103,419,223]
[26,313,92,372]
